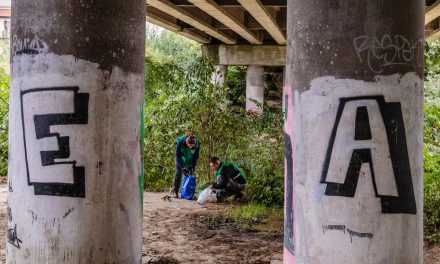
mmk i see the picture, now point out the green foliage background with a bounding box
[424,41,440,244]
[0,39,9,177]
[144,26,284,205]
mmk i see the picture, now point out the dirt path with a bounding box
[142,192,283,264]
[0,189,283,264]
[0,189,438,263]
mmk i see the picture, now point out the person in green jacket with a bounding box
[209,157,246,202]
[170,134,200,198]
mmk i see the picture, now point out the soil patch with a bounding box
[0,189,438,263]
[142,192,283,264]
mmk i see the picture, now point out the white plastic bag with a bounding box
[197,186,217,204]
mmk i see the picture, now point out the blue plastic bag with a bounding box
[181,174,197,200]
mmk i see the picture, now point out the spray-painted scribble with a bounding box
[321,95,416,214]
[284,132,295,254]
[283,92,295,255]
[28,210,38,224]
[7,206,12,222]
[347,228,373,243]
[12,34,49,55]
[8,180,13,192]
[322,224,346,234]
[63,208,75,219]
[7,224,22,249]
[322,224,373,243]
[353,35,423,73]
[21,87,89,198]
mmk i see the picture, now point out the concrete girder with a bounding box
[237,0,286,44]
[202,44,286,66]
[146,7,211,43]
[180,28,211,43]
[147,0,236,44]
[187,0,262,44]
[426,27,440,42]
[169,0,287,7]
[426,0,440,25]
[146,12,181,31]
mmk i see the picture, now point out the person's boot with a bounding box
[170,188,178,198]
[234,192,244,202]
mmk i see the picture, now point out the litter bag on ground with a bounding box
[181,174,197,200]
[197,186,217,204]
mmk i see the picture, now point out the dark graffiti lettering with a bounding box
[347,228,373,243]
[322,224,346,234]
[354,106,372,140]
[322,224,373,242]
[284,133,295,254]
[321,96,416,214]
[284,94,295,254]
[324,149,376,198]
[21,87,89,198]
[28,210,38,224]
[7,206,12,222]
[7,224,22,249]
[8,180,13,192]
[63,208,75,219]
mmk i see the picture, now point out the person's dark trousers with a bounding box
[172,164,183,194]
[216,181,245,202]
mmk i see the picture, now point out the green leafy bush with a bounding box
[144,31,285,205]
[0,67,9,176]
[423,73,440,244]
[424,40,440,244]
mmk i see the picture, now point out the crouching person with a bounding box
[209,157,246,202]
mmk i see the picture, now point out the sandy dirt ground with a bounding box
[0,189,283,264]
[0,188,437,263]
[142,192,283,264]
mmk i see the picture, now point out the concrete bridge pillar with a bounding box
[7,0,145,263]
[246,65,264,113]
[284,0,424,263]
[211,64,228,87]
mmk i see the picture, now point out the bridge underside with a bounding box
[146,0,440,113]
[146,0,287,45]
[426,0,440,41]
[147,0,440,45]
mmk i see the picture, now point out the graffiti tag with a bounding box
[12,34,49,55]
[321,96,416,214]
[7,224,22,249]
[353,35,423,73]
[21,87,89,198]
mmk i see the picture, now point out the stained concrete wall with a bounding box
[284,0,424,263]
[211,65,227,87]
[246,65,264,113]
[202,44,286,66]
[7,1,145,263]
